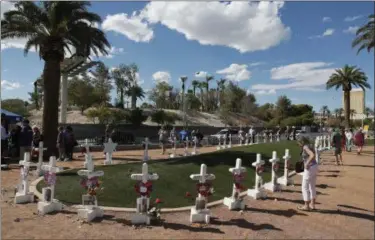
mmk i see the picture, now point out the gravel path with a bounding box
[1,146,374,239]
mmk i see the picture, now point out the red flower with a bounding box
[155,198,162,204]
[185,192,191,197]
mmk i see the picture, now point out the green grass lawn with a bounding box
[37,141,302,208]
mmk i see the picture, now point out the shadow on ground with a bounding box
[244,206,307,218]
[210,217,282,231]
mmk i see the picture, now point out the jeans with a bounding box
[346,139,352,152]
[302,164,318,201]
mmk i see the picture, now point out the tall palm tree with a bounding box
[333,108,340,119]
[205,75,214,111]
[112,64,130,108]
[180,76,188,126]
[125,85,145,109]
[1,2,110,155]
[326,65,370,128]
[320,105,329,120]
[216,78,226,107]
[199,81,208,111]
[122,63,139,109]
[352,14,375,54]
[191,80,199,96]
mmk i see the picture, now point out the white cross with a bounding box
[192,136,198,155]
[103,138,117,165]
[78,154,104,179]
[83,139,91,154]
[41,156,62,201]
[269,151,280,186]
[18,152,36,195]
[252,154,265,191]
[131,163,159,184]
[190,164,215,184]
[229,158,246,199]
[36,141,45,175]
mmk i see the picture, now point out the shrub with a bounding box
[86,106,112,124]
[126,108,147,127]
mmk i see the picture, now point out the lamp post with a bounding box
[180,76,188,128]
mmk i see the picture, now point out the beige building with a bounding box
[342,88,365,114]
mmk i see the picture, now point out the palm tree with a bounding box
[205,75,214,111]
[123,63,140,109]
[320,105,329,120]
[125,85,145,109]
[191,80,199,96]
[112,64,130,108]
[352,14,375,54]
[199,81,208,111]
[1,2,110,155]
[326,65,370,128]
[180,76,188,126]
[216,78,226,107]
[333,108,340,119]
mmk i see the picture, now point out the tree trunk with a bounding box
[42,58,61,157]
[131,94,137,109]
[344,90,351,128]
[119,89,124,108]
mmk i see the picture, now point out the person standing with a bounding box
[248,127,255,144]
[297,137,318,211]
[331,128,343,165]
[19,119,33,159]
[1,118,9,162]
[285,126,290,141]
[238,127,244,144]
[158,126,167,155]
[56,126,65,161]
[64,126,76,161]
[32,126,42,148]
[354,128,365,155]
[345,129,353,152]
[340,128,346,151]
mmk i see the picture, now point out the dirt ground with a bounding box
[1,146,374,239]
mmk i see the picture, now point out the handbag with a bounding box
[295,161,304,173]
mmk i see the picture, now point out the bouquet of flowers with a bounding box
[147,198,163,223]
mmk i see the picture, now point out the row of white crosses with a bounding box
[216,135,232,150]
[82,138,118,167]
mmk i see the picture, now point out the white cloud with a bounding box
[152,71,171,83]
[140,2,291,53]
[216,64,251,82]
[254,89,276,95]
[1,1,15,19]
[249,62,266,67]
[195,71,208,78]
[90,46,125,59]
[344,15,363,22]
[309,28,335,39]
[251,62,336,92]
[102,13,154,42]
[343,26,359,34]
[1,80,22,90]
[322,17,332,22]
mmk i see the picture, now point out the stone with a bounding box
[14,152,37,204]
[277,149,294,186]
[264,151,282,192]
[130,163,159,225]
[245,133,249,146]
[189,164,215,224]
[223,158,246,210]
[247,154,267,200]
[103,138,117,165]
[77,155,104,222]
[37,156,63,215]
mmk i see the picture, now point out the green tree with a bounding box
[126,108,147,127]
[352,14,375,54]
[1,99,30,117]
[126,85,145,109]
[365,107,374,118]
[326,65,370,128]
[67,76,97,113]
[320,105,329,120]
[191,80,199,96]
[275,95,292,123]
[216,78,226,107]
[149,82,174,109]
[112,65,130,108]
[221,82,247,113]
[205,75,214,111]
[86,105,112,124]
[90,62,112,106]
[241,93,257,115]
[290,104,313,117]
[1,2,110,155]
[151,110,168,125]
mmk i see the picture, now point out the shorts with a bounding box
[334,147,342,155]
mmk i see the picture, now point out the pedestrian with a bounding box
[158,126,167,155]
[286,126,290,140]
[56,126,65,161]
[297,136,318,211]
[340,128,346,151]
[195,129,203,146]
[19,119,33,159]
[345,128,353,152]
[32,126,42,148]
[331,128,343,165]
[248,127,255,143]
[64,126,77,161]
[354,128,365,155]
[238,127,244,144]
[1,118,9,162]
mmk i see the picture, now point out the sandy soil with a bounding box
[1,146,374,239]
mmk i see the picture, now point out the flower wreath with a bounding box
[80,176,100,196]
[273,163,280,172]
[134,181,153,197]
[256,166,264,176]
[44,172,57,186]
[196,182,212,197]
[233,172,246,190]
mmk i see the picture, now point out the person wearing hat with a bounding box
[19,119,33,159]
[331,128,343,165]
[354,128,365,155]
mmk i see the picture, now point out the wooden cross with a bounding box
[131,163,159,184]
[41,156,61,202]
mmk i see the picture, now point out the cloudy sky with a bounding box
[1,1,374,111]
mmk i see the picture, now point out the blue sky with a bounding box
[1,1,374,112]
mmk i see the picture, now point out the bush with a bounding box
[151,110,181,125]
[86,106,112,124]
[126,108,147,127]
[110,109,128,124]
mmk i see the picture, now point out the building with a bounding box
[342,88,365,114]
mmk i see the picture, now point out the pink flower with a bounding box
[155,198,162,204]
[185,192,191,197]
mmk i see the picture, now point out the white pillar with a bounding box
[60,74,68,124]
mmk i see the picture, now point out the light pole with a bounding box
[180,76,188,128]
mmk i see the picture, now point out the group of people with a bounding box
[297,126,367,212]
[331,127,365,166]
[157,126,204,155]
[56,126,77,162]
[1,118,42,164]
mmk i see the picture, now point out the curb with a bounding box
[30,167,297,213]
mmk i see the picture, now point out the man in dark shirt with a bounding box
[331,128,343,165]
[19,119,33,159]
